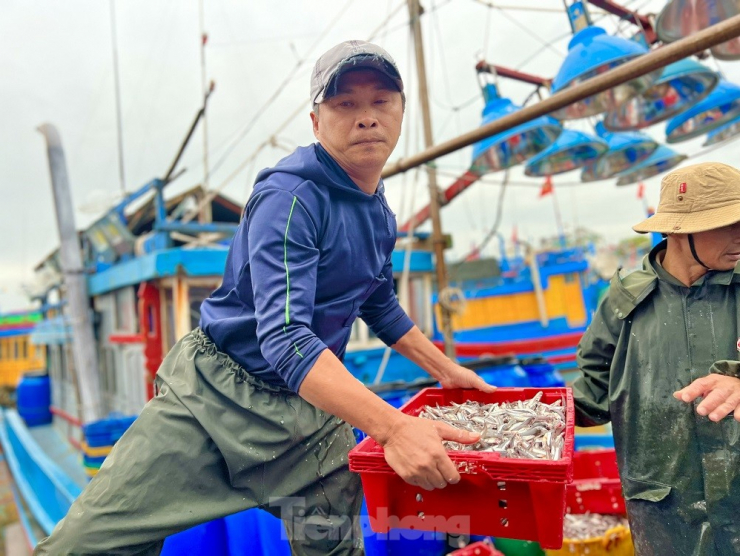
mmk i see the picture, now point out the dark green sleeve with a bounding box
[709,360,740,379]
[572,293,621,427]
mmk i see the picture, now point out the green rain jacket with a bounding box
[573,242,740,555]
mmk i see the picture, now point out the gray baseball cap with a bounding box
[310,40,403,105]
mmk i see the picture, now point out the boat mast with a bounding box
[406,0,456,359]
[109,0,126,194]
[38,124,103,424]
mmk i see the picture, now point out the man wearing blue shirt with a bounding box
[36,40,494,556]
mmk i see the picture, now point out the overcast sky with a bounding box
[3,0,740,312]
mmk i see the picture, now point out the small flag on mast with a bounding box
[539,175,554,198]
[637,182,645,199]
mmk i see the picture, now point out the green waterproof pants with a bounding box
[34,328,365,556]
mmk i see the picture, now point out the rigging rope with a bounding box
[438,286,468,315]
[453,169,509,267]
[204,1,355,181]
[473,1,578,13]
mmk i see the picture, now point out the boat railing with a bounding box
[0,410,81,536]
[49,405,83,451]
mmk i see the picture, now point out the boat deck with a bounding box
[26,426,87,491]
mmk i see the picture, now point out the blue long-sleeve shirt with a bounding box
[200,143,414,392]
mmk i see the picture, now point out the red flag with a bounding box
[637,182,645,199]
[465,242,480,262]
[539,176,554,198]
[511,224,518,245]
[202,33,209,46]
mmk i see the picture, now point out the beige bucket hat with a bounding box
[633,161,740,234]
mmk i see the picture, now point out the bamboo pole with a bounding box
[382,14,740,179]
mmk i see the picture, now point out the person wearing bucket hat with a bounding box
[573,161,740,555]
[633,162,740,274]
[35,41,495,556]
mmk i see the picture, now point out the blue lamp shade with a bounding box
[471,97,562,174]
[603,59,718,131]
[656,0,740,61]
[615,145,687,186]
[551,26,661,120]
[524,129,607,177]
[666,80,740,143]
[581,121,658,181]
[703,116,740,146]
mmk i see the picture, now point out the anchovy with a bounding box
[418,392,567,460]
[563,513,630,540]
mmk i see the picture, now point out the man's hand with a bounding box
[674,374,740,422]
[381,414,479,491]
[439,364,497,393]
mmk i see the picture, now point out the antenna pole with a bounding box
[109,0,126,194]
[198,0,212,223]
[407,0,456,359]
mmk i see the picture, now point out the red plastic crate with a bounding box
[349,387,575,549]
[450,541,504,555]
[566,449,626,515]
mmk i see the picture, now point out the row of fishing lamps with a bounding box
[469,0,740,186]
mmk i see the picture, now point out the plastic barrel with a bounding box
[16,373,52,427]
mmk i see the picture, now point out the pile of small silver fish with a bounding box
[418,391,566,460]
[563,513,630,540]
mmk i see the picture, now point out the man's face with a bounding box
[311,68,403,179]
[689,221,740,270]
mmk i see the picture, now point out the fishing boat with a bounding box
[435,244,605,373]
[345,240,607,386]
[0,312,45,392]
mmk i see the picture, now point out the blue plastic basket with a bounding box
[83,414,138,448]
[521,361,565,388]
[477,364,530,388]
